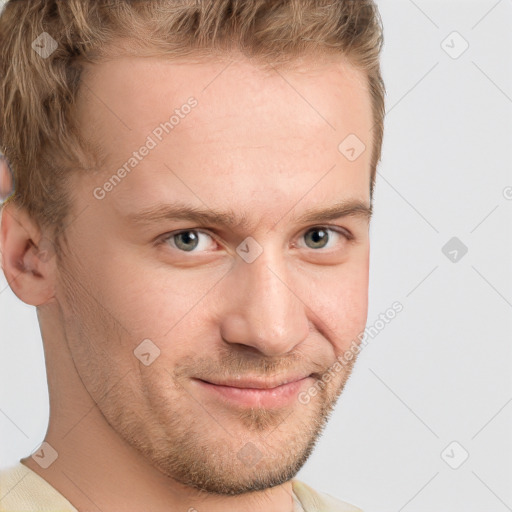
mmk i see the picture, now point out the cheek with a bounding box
[84,246,223,342]
[304,253,369,351]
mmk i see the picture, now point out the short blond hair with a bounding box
[0,0,385,247]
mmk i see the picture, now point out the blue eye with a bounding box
[163,230,216,252]
[298,227,349,250]
[161,226,351,254]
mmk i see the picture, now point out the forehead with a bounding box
[75,52,373,218]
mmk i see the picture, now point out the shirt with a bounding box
[0,462,363,511]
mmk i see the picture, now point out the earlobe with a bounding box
[0,202,57,306]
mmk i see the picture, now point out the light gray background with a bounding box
[1,1,511,511]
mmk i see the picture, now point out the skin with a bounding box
[1,50,373,512]
[0,156,12,200]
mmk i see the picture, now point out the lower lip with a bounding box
[194,377,314,408]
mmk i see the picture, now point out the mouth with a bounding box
[192,374,315,409]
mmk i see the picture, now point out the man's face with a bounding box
[55,52,373,495]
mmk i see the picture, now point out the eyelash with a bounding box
[159,225,354,253]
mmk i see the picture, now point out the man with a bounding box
[0,0,385,510]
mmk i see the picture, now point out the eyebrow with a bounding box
[127,198,372,231]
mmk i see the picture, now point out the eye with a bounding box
[162,229,217,253]
[159,225,352,254]
[298,226,351,250]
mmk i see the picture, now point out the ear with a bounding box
[0,202,57,306]
[0,155,13,200]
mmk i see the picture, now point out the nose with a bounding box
[219,245,310,357]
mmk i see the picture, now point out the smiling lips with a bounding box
[194,374,315,408]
